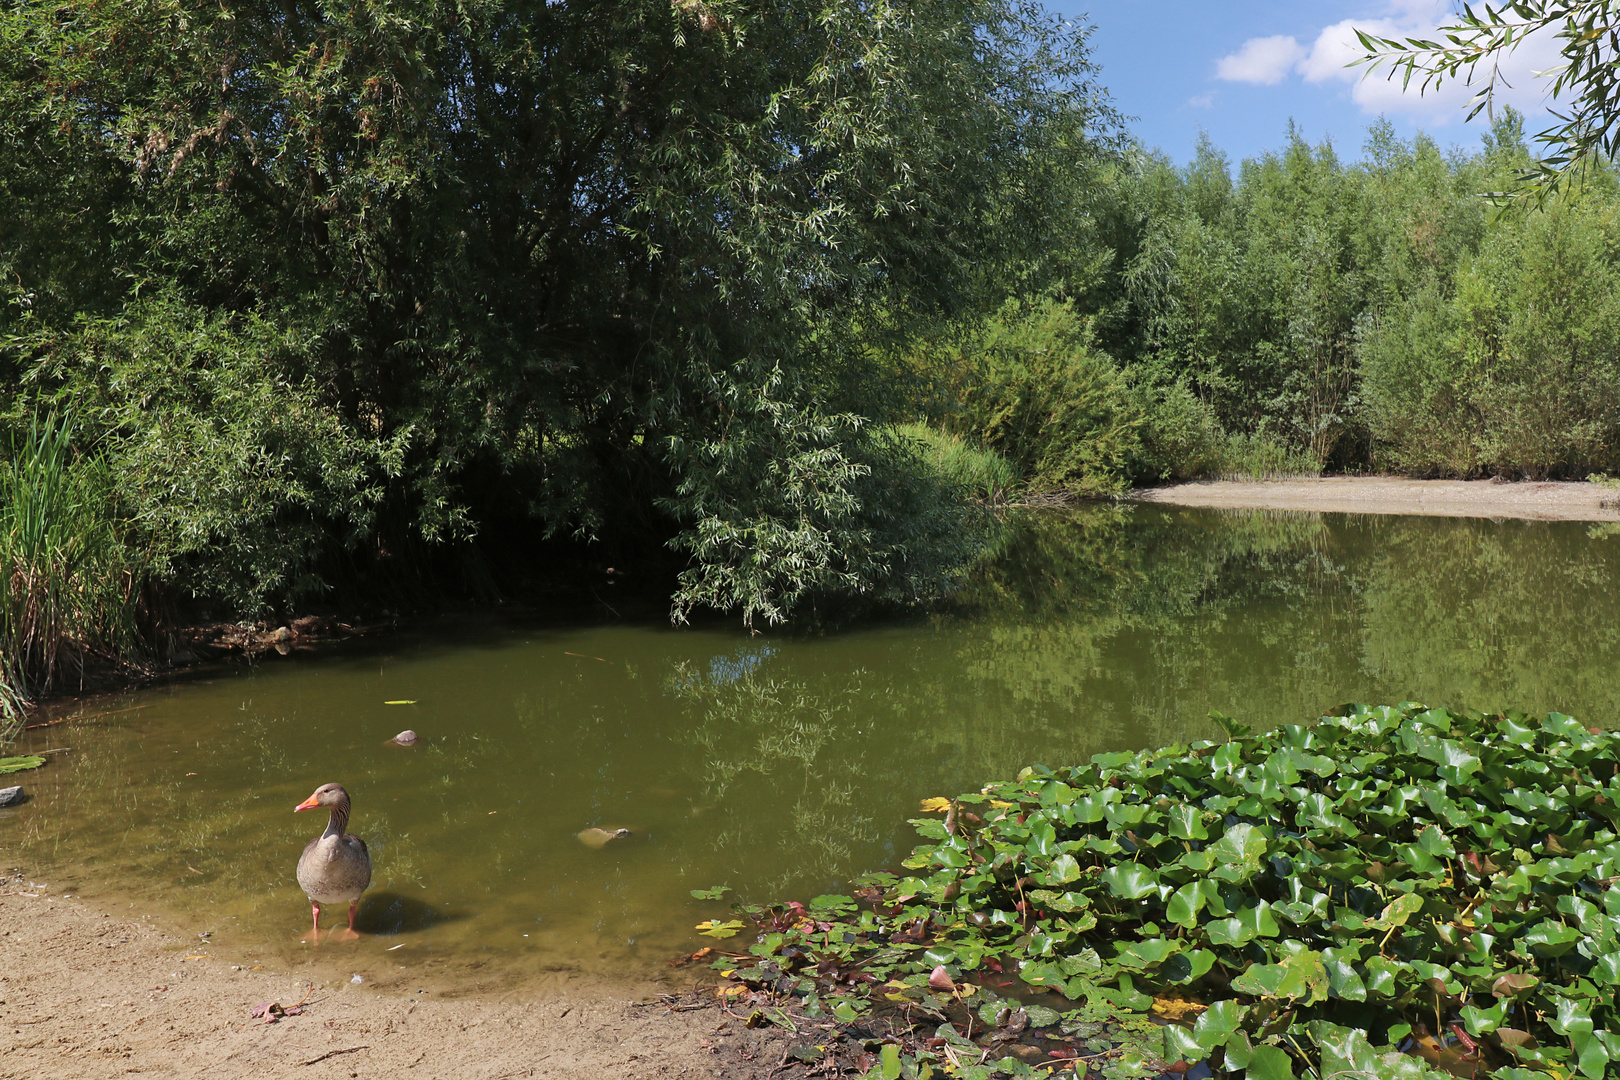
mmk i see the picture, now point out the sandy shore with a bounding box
[1127,477,1620,522]
[0,881,795,1080]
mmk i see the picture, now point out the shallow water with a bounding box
[7,504,1620,992]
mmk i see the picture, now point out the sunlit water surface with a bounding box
[7,505,1620,993]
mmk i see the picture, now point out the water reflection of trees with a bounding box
[955,506,1620,736]
[670,663,880,892]
[667,505,1620,898]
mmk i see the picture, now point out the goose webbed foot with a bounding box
[331,903,361,942]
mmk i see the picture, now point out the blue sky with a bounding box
[1061,1,1567,166]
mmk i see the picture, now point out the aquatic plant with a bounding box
[0,414,138,710]
[710,704,1620,1079]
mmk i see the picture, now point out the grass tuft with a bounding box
[1215,432,1322,481]
[896,422,1019,505]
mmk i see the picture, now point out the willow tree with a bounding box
[1357,1,1620,194]
[0,0,1117,624]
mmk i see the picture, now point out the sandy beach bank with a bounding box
[0,881,793,1080]
[1127,477,1620,522]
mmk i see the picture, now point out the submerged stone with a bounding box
[0,786,24,807]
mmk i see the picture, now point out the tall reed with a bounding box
[0,415,137,721]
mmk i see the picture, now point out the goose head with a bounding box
[295,783,349,812]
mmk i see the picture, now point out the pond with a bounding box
[6,504,1620,993]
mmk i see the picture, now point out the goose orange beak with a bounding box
[294,794,320,812]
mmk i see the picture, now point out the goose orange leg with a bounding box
[301,901,322,943]
[333,903,360,942]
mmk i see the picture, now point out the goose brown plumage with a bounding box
[294,783,371,941]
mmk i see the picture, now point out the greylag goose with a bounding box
[294,783,372,941]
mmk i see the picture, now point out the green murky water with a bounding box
[6,504,1620,991]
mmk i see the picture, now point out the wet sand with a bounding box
[1128,477,1620,522]
[0,882,794,1080]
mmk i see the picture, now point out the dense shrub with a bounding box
[664,389,991,630]
[1086,113,1620,478]
[921,298,1144,496]
[896,423,1020,504]
[1361,196,1620,477]
[23,296,412,616]
[0,0,1118,627]
[1122,375,1225,481]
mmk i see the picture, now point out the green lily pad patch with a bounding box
[706,704,1620,1079]
[0,755,46,775]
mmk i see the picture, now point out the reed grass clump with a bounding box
[0,415,138,719]
[896,423,1019,505]
[1215,432,1323,481]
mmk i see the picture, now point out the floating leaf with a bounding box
[0,755,46,774]
[1369,891,1425,930]
[690,705,1620,1080]
[918,797,951,813]
[1246,1043,1296,1080]
[694,920,745,939]
[1209,822,1268,883]
[1190,999,1245,1051]
[1523,920,1582,957]
[383,700,417,705]
[1099,862,1158,900]
[1166,802,1209,841]
[690,885,732,901]
[809,894,856,913]
[1493,972,1539,998]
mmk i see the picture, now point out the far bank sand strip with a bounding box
[1128,477,1620,523]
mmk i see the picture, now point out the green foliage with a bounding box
[1121,376,1225,481]
[0,0,1119,626]
[920,298,1143,496]
[717,704,1620,1080]
[0,414,136,706]
[1211,432,1322,481]
[0,754,45,774]
[1087,116,1620,479]
[665,386,991,629]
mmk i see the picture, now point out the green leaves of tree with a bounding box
[2,0,1124,627]
[1356,2,1620,197]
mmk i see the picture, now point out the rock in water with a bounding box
[0,786,24,807]
[388,730,419,746]
[576,827,632,849]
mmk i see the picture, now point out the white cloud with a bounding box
[1216,35,1307,85]
[1215,1,1566,125]
[1188,93,1215,109]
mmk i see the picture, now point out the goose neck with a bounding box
[322,796,350,839]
